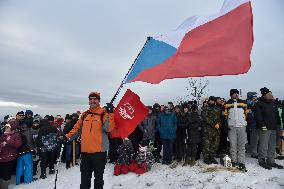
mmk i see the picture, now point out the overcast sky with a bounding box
[0,0,284,118]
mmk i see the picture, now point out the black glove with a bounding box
[106,103,114,113]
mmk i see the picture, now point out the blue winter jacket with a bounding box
[156,112,177,139]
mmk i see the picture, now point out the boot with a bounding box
[203,157,212,165]
[49,168,55,174]
[238,163,247,172]
[182,157,190,167]
[40,173,47,179]
[189,157,196,166]
[268,163,284,169]
[259,159,272,170]
[210,156,218,164]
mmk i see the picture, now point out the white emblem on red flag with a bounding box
[118,103,135,120]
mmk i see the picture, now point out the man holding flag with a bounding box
[65,92,115,189]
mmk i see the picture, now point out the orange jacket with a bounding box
[66,106,115,153]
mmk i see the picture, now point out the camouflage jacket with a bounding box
[201,105,221,128]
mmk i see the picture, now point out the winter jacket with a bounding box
[224,99,248,127]
[176,112,188,144]
[136,146,155,171]
[254,97,281,130]
[18,121,34,155]
[63,120,77,143]
[37,119,59,152]
[246,101,257,129]
[117,140,135,165]
[66,106,115,153]
[156,112,177,140]
[30,127,40,151]
[186,112,202,144]
[0,130,22,162]
[201,105,221,128]
[138,114,157,141]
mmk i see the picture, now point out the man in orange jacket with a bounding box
[65,92,115,189]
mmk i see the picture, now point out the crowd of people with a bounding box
[0,87,284,189]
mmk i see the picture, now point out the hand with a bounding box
[6,136,11,141]
[260,126,268,131]
[2,142,7,147]
[106,103,114,113]
[214,123,220,129]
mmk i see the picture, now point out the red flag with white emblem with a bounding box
[114,89,148,138]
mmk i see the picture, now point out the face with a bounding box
[216,99,222,105]
[231,93,239,99]
[208,100,215,105]
[174,107,180,113]
[5,126,11,133]
[16,114,24,121]
[184,107,189,113]
[148,109,153,114]
[32,122,40,129]
[27,114,32,118]
[89,97,100,108]
[264,92,274,100]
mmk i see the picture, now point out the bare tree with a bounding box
[185,78,209,105]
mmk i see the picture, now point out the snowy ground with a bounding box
[9,156,284,189]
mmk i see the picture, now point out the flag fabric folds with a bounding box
[114,89,148,138]
[125,0,254,84]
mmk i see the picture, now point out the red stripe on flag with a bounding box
[132,2,253,84]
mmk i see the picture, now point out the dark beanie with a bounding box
[209,96,216,101]
[88,92,100,101]
[260,87,270,96]
[230,89,239,96]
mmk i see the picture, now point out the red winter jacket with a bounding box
[0,130,22,162]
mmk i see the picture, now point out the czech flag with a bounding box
[125,0,253,84]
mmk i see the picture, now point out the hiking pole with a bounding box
[54,144,64,189]
[109,37,151,104]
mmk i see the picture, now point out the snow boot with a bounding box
[210,157,218,164]
[49,168,55,174]
[189,157,196,167]
[238,163,247,172]
[182,157,190,167]
[269,163,284,169]
[259,161,272,170]
[40,173,47,179]
[203,157,212,165]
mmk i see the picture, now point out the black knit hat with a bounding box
[230,89,239,96]
[209,96,216,102]
[260,87,271,96]
[16,111,25,116]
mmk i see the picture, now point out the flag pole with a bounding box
[110,37,151,104]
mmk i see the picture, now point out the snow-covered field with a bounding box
[9,157,284,189]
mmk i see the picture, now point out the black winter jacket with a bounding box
[254,97,281,130]
[37,119,59,152]
[186,112,202,144]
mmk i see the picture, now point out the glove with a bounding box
[214,123,220,129]
[260,126,268,131]
[106,103,114,113]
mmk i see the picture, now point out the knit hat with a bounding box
[88,92,100,101]
[208,96,216,102]
[260,87,271,96]
[230,89,239,96]
[25,110,33,116]
[16,111,25,117]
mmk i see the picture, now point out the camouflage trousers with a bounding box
[202,126,220,159]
